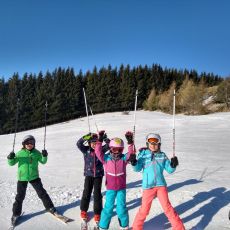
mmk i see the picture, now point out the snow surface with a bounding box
[0,111,230,230]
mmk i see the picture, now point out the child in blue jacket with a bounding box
[130,133,185,230]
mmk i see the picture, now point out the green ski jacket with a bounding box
[8,148,47,181]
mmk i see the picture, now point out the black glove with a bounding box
[7,152,15,160]
[170,156,179,168]
[104,137,110,144]
[98,130,106,142]
[129,154,137,166]
[42,150,48,157]
[125,131,134,144]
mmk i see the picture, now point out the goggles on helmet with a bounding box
[147,137,160,145]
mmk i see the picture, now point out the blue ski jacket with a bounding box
[77,138,109,177]
[132,148,175,189]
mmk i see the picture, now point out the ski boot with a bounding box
[80,211,88,230]
[11,215,20,225]
[120,226,129,230]
[93,214,100,229]
[48,207,57,214]
[9,214,21,230]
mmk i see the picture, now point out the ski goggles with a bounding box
[24,140,35,145]
[110,147,124,153]
[147,138,160,145]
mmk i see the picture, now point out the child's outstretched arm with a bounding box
[164,154,177,174]
[39,150,48,164]
[95,130,106,163]
[125,131,135,162]
[132,151,144,172]
[76,133,91,154]
[7,151,18,166]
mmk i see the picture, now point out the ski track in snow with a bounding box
[1,111,230,229]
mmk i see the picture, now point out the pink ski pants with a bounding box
[132,186,185,230]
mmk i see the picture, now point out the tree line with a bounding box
[0,64,222,134]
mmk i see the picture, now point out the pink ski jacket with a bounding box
[95,142,134,190]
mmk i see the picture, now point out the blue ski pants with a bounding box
[99,189,129,229]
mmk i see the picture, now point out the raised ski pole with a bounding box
[43,101,48,150]
[133,90,138,148]
[173,89,176,157]
[12,98,20,152]
[89,106,99,133]
[83,87,91,133]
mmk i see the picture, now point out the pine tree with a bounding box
[4,73,21,133]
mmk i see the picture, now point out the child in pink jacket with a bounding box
[95,131,134,230]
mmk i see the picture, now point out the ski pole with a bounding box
[173,89,176,157]
[89,106,99,133]
[12,98,20,152]
[83,87,91,133]
[133,89,138,145]
[43,101,48,150]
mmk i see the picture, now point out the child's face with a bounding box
[148,142,160,152]
[25,143,34,150]
[90,142,96,150]
[24,140,35,150]
[110,147,123,154]
[110,147,123,160]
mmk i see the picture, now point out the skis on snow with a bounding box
[48,211,73,224]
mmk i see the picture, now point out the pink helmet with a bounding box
[109,137,124,148]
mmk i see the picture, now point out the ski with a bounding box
[81,219,88,230]
[48,211,73,224]
[8,212,24,230]
[93,222,99,230]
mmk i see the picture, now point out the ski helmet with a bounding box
[109,137,124,159]
[109,137,124,149]
[146,133,161,144]
[22,135,36,145]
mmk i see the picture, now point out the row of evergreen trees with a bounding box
[0,64,222,134]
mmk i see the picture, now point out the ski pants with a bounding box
[80,176,103,215]
[99,189,129,229]
[12,178,54,216]
[132,186,185,230]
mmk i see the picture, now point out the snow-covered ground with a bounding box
[0,111,230,230]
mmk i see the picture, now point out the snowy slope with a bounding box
[0,111,230,230]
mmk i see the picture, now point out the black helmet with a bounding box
[22,135,36,145]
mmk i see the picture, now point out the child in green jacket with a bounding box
[7,135,56,223]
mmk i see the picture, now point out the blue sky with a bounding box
[0,0,229,80]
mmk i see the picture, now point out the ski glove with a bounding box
[104,137,110,144]
[170,156,179,168]
[129,154,137,166]
[42,150,48,157]
[98,130,106,142]
[82,133,92,141]
[7,151,15,160]
[125,131,134,144]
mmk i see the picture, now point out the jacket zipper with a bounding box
[93,151,96,177]
[115,160,117,189]
[28,151,30,180]
[152,153,157,186]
